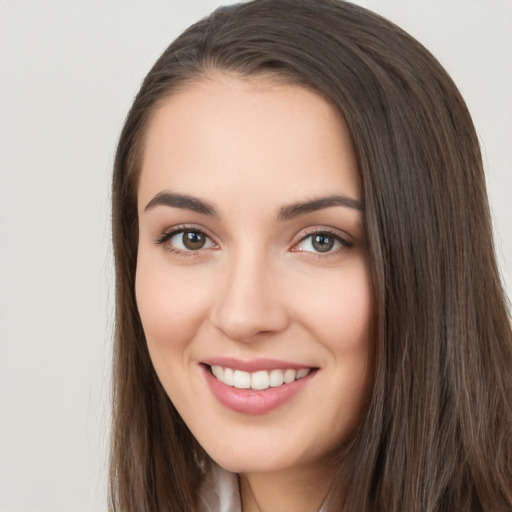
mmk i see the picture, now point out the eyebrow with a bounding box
[144,191,218,216]
[144,191,364,219]
[278,195,364,220]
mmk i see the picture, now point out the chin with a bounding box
[196,426,335,476]
[210,452,296,475]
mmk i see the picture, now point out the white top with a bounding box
[198,463,328,512]
[198,463,241,512]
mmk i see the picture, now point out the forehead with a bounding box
[137,73,360,213]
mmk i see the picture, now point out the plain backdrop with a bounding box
[0,1,510,511]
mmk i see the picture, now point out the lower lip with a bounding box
[202,365,316,415]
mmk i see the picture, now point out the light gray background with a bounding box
[0,1,510,511]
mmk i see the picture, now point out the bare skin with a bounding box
[136,73,373,511]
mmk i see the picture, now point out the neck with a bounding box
[239,461,333,512]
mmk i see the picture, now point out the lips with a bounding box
[201,358,318,414]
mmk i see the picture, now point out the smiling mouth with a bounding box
[208,365,314,391]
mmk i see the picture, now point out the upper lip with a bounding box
[201,357,315,373]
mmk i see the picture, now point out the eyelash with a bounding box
[291,228,353,259]
[154,225,353,258]
[155,224,218,258]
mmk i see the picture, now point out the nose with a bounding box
[209,250,290,343]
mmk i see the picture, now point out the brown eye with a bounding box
[182,230,206,250]
[312,233,335,253]
[161,228,215,252]
[293,230,351,255]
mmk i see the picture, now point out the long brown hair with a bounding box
[110,1,512,510]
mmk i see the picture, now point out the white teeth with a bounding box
[211,365,223,379]
[297,368,310,379]
[251,371,269,390]
[233,370,251,389]
[283,369,296,383]
[210,365,312,390]
[269,369,284,387]
[223,367,234,386]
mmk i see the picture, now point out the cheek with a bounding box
[134,253,212,357]
[297,262,373,350]
[298,263,374,425]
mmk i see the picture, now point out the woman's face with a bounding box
[136,74,373,475]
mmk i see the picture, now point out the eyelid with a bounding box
[154,224,219,252]
[290,226,353,254]
[154,223,353,257]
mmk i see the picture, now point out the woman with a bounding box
[110,1,512,510]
